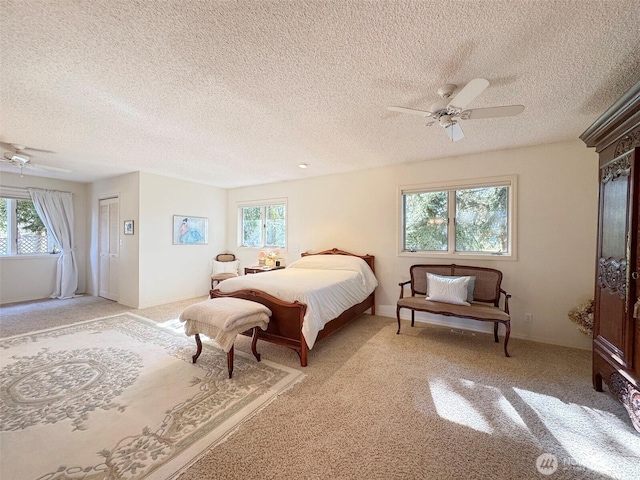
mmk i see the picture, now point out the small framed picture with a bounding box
[124,220,134,235]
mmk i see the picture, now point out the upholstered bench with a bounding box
[179,297,272,378]
[397,264,511,357]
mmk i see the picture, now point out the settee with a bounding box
[397,264,511,356]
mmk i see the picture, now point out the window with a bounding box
[239,199,287,249]
[400,176,516,259]
[0,196,54,255]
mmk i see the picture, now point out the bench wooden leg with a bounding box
[396,305,402,334]
[192,334,203,363]
[193,333,236,378]
[251,326,261,362]
[227,345,234,378]
[494,322,499,343]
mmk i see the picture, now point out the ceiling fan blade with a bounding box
[462,105,525,120]
[23,147,57,154]
[387,106,435,117]
[27,163,72,173]
[447,78,489,111]
[0,142,22,152]
[444,122,464,142]
[0,142,56,154]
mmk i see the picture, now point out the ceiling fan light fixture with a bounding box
[445,122,464,142]
[3,152,30,164]
[12,154,30,164]
[439,115,454,127]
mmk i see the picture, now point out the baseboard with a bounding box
[1,289,89,306]
[376,304,591,351]
[135,292,209,310]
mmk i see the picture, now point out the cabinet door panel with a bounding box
[596,287,625,354]
[600,177,628,256]
[595,151,636,367]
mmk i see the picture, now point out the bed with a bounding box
[210,248,377,366]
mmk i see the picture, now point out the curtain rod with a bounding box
[0,185,74,198]
[27,187,74,195]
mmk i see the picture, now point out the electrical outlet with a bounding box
[525,313,533,323]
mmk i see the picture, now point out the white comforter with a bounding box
[217,255,378,349]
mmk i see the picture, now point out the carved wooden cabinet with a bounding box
[580,81,640,432]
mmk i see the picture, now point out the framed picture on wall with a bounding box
[124,220,134,235]
[173,216,208,245]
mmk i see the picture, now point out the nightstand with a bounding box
[244,265,285,275]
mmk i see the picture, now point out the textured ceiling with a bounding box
[1,1,639,188]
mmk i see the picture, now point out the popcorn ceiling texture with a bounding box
[1,0,638,188]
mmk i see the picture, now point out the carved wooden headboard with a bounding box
[301,247,375,275]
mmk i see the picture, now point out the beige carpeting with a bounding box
[2,296,639,479]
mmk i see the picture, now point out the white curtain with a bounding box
[28,188,78,299]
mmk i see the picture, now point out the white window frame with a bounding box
[398,175,517,261]
[237,198,288,250]
[0,189,56,257]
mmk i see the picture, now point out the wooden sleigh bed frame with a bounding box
[210,248,376,367]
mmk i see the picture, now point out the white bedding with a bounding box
[216,255,378,349]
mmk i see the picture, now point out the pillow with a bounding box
[426,273,470,306]
[213,260,239,275]
[428,273,475,303]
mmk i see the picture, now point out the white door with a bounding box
[99,197,119,301]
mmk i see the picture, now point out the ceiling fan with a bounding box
[0,142,71,174]
[387,78,524,141]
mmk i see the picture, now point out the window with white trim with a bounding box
[0,195,55,255]
[238,199,287,249]
[400,176,517,258]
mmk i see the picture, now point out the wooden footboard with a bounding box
[210,248,376,366]
[210,287,374,366]
[210,287,308,361]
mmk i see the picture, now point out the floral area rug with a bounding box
[0,313,304,480]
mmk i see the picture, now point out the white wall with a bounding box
[88,172,140,306]
[226,140,598,350]
[0,172,88,304]
[137,172,227,308]
[87,172,227,308]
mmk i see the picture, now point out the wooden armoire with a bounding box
[580,81,640,433]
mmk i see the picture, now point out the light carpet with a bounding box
[0,313,304,480]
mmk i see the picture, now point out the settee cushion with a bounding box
[397,296,510,322]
